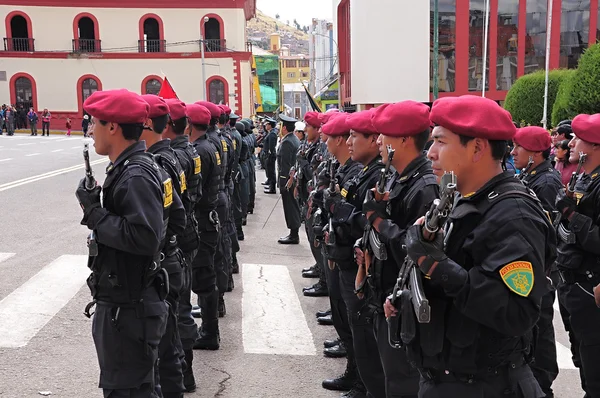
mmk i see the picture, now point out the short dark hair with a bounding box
[413,129,431,152]
[282,121,295,133]
[98,120,144,141]
[458,134,507,161]
[542,148,551,159]
[151,114,169,134]
[172,117,187,135]
[209,118,218,127]
[219,114,228,125]
[191,123,209,131]
[229,119,237,127]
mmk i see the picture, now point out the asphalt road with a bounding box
[0,133,584,397]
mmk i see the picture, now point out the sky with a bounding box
[256,0,333,27]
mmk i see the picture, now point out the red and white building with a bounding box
[0,0,256,130]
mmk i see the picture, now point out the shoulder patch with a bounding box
[215,152,221,165]
[193,156,201,175]
[163,178,173,208]
[221,140,228,152]
[341,188,348,198]
[233,140,237,150]
[499,261,534,297]
[179,171,187,193]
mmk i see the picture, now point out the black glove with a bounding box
[324,189,342,214]
[405,224,447,276]
[76,178,101,225]
[556,192,577,220]
[362,189,388,221]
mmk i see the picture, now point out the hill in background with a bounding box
[247,9,310,56]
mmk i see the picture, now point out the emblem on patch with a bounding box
[215,152,221,165]
[193,156,201,175]
[341,188,348,198]
[499,261,534,297]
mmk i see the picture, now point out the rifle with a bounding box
[517,156,534,182]
[567,152,587,198]
[355,145,395,298]
[83,144,99,257]
[326,159,337,248]
[387,171,457,349]
[555,151,588,233]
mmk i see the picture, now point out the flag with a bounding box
[301,81,322,113]
[158,77,178,99]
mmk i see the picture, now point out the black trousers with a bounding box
[266,155,276,190]
[373,311,420,398]
[247,160,256,211]
[191,227,217,295]
[215,192,231,295]
[558,278,600,397]
[179,250,199,350]
[530,271,559,398]
[418,365,543,398]
[304,204,327,286]
[92,302,167,394]
[339,267,386,398]
[280,183,301,230]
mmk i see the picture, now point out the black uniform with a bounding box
[406,172,554,398]
[364,155,438,397]
[263,128,278,191]
[556,165,600,397]
[522,159,563,398]
[278,131,302,231]
[83,141,169,397]
[191,133,221,344]
[237,125,250,220]
[246,128,258,213]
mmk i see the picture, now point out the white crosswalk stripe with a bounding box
[0,252,16,264]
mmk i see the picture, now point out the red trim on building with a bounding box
[517,0,526,77]
[76,74,102,116]
[5,10,33,39]
[1,0,255,13]
[454,0,469,94]
[0,51,253,61]
[201,13,225,41]
[550,0,561,69]
[9,72,38,111]
[73,12,100,51]
[139,13,165,42]
[590,0,598,46]
[488,0,499,96]
[337,0,351,106]
[205,75,230,105]
[141,75,164,94]
[233,59,242,115]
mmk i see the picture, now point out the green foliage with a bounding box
[567,43,600,117]
[551,69,577,126]
[504,69,573,127]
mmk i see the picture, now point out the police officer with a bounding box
[163,98,202,392]
[392,96,554,397]
[318,114,367,397]
[555,113,600,397]
[141,95,188,398]
[356,102,438,398]
[242,119,257,215]
[186,104,222,351]
[196,101,231,319]
[278,114,302,244]
[235,120,250,241]
[512,126,563,398]
[228,112,245,240]
[263,118,278,193]
[76,89,169,397]
[323,110,387,397]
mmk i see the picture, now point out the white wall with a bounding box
[240,60,252,117]
[0,6,247,52]
[0,57,238,112]
[350,0,430,104]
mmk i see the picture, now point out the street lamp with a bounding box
[311,30,340,109]
[201,16,209,101]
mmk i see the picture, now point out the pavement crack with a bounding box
[198,359,232,397]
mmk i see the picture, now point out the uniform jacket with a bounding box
[277,132,300,183]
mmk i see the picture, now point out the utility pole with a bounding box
[542,0,554,129]
[433,0,439,100]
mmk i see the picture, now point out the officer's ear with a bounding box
[472,138,487,163]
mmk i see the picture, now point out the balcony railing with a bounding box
[138,39,166,53]
[3,37,34,52]
[203,39,226,52]
[245,41,253,52]
[72,39,102,53]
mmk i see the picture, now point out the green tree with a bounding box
[551,69,577,126]
[567,43,600,116]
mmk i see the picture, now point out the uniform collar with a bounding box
[397,155,430,183]
[360,155,383,174]
[170,135,189,147]
[588,165,600,180]
[107,141,147,173]
[461,171,515,200]
[528,159,553,177]
[147,138,171,154]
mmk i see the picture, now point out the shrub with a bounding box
[551,69,577,126]
[567,43,600,117]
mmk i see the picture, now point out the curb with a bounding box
[13,129,85,136]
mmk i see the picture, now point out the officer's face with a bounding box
[294,131,304,140]
[428,126,468,182]
[347,130,377,163]
[569,135,595,164]
[326,135,341,155]
[320,129,328,143]
[306,125,319,141]
[510,144,534,169]
[88,116,110,156]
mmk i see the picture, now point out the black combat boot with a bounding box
[232,260,240,274]
[278,228,300,244]
[194,288,220,350]
[322,362,358,391]
[218,295,226,317]
[183,349,196,393]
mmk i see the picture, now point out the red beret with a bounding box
[195,101,221,119]
[186,104,212,125]
[83,89,149,124]
[370,101,430,137]
[165,98,187,120]
[346,110,378,135]
[304,111,321,128]
[142,94,169,118]
[514,127,552,152]
[572,113,600,145]
[322,114,350,136]
[320,111,341,125]
[430,95,516,140]
[219,104,231,115]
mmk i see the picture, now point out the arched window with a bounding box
[146,79,162,95]
[73,13,100,52]
[208,79,226,104]
[139,14,165,52]
[5,11,33,51]
[14,76,33,110]
[81,78,98,102]
[202,15,225,52]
